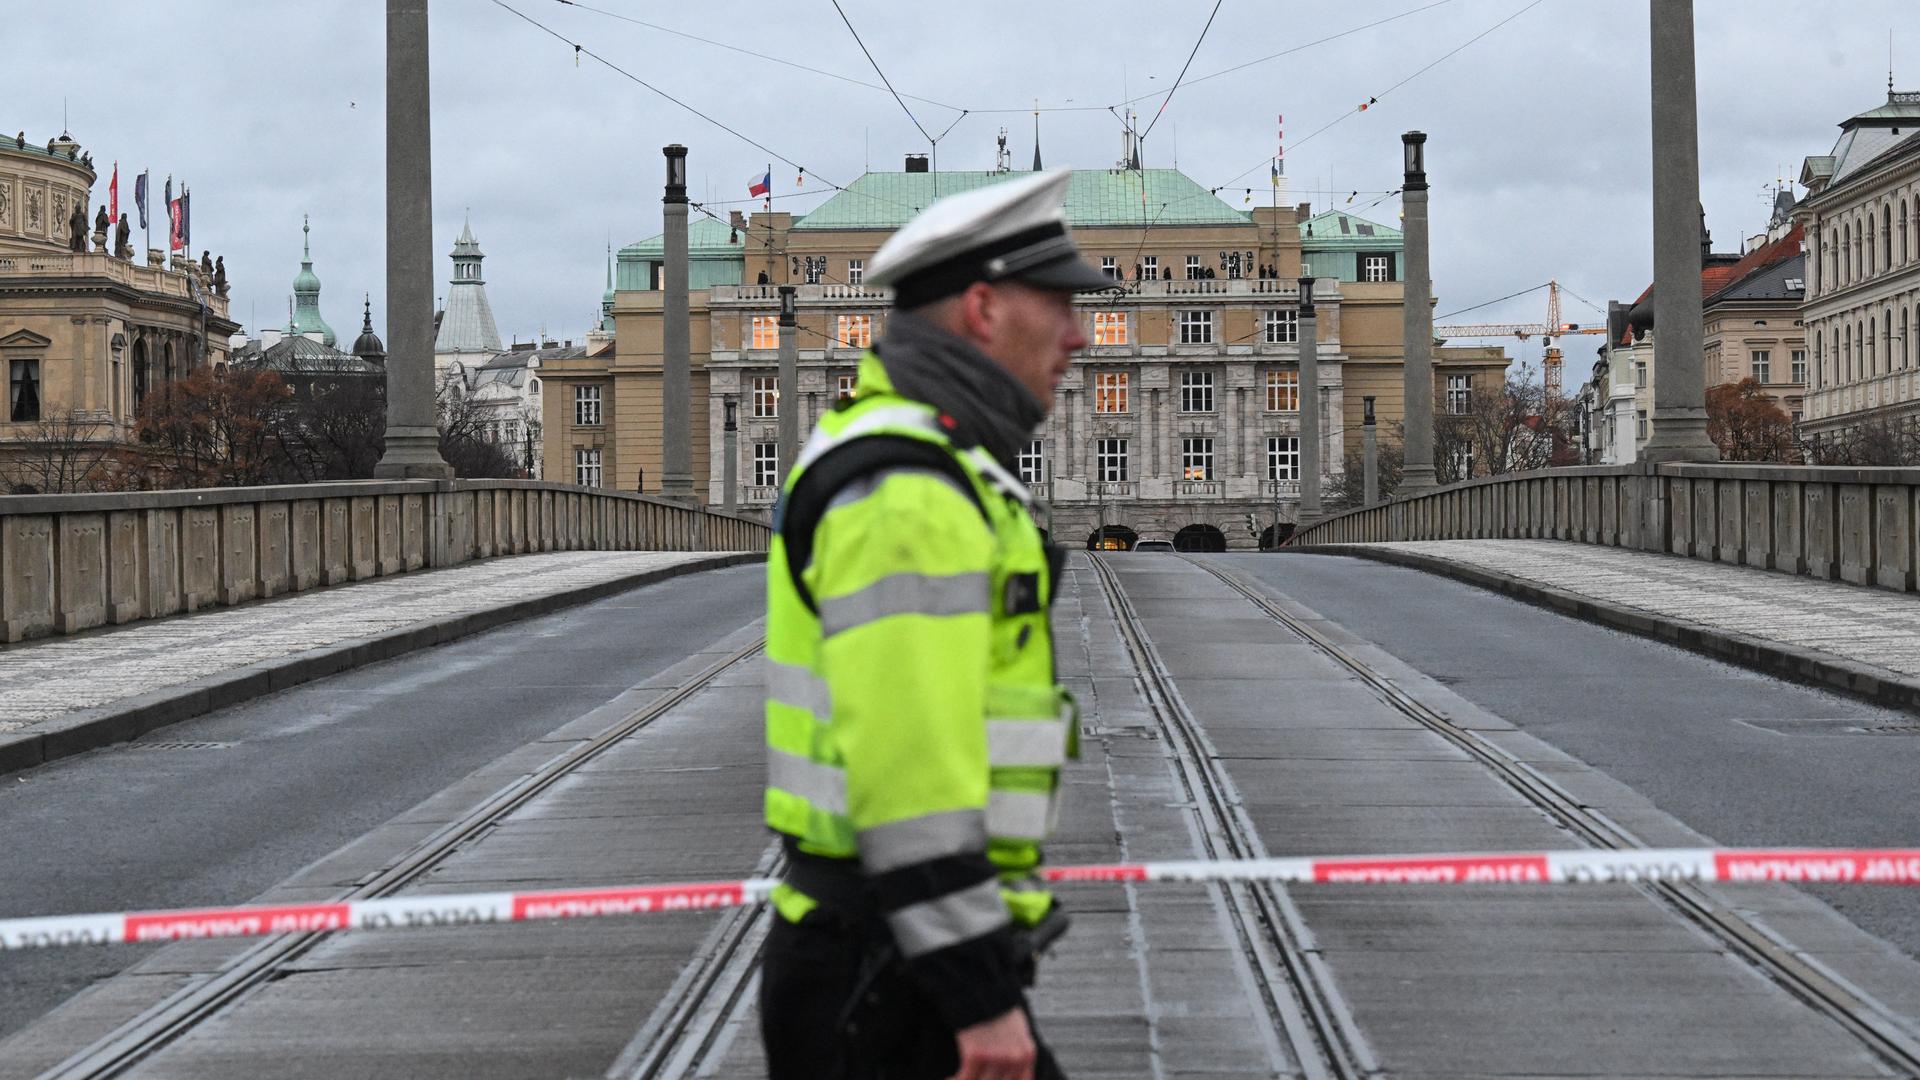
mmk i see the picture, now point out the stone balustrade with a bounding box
[1288,463,1920,594]
[0,480,769,644]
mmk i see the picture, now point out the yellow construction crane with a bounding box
[1433,280,1607,399]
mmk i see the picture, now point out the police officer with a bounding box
[760,170,1109,1079]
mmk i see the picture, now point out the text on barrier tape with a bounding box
[5,847,1918,950]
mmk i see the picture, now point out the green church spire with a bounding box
[290,214,336,347]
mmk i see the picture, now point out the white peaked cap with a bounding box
[865,169,1112,306]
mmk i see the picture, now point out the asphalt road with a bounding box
[0,564,765,1040]
[1210,552,1920,961]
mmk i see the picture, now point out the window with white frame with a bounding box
[1142,255,1158,281]
[751,375,778,418]
[1094,371,1129,413]
[1179,370,1214,413]
[835,372,857,400]
[1750,349,1771,383]
[1178,310,1214,345]
[1016,439,1046,485]
[847,258,863,286]
[1181,436,1214,481]
[1445,374,1472,415]
[1096,438,1130,482]
[1101,256,1118,280]
[751,316,778,349]
[1634,361,1647,388]
[837,314,872,349]
[1266,436,1299,481]
[1265,369,1299,411]
[1362,254,1394,282]
[574,384,602,426]
[1185,254,1202,279]
[1263,308,1298,344]
[1636,409,1649,441]
[574,447,602,487]
[1092,311,1129,346]
[753,442,778,486]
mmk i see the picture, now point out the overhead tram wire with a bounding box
[1435,283,1550,322]
[1139,0,1222,143]
[830,0,966,194]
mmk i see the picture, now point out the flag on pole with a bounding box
[167,178,187,253]
[109,163,118,223]
[134,171,149,230]
[163,176,174,250]
[747,167,771,198]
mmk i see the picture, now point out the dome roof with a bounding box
[291,215,336,347]
[351,296,386,362]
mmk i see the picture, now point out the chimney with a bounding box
[904,154,929,173]
[729,210,746,229]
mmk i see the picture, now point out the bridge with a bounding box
[3,468,1920,1078]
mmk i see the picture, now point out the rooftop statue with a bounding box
[67,199,87,252]
[115,213,133,259]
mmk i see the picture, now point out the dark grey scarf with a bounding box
[875,312,1046,469]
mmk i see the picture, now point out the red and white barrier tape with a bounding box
[6,847,1918,951]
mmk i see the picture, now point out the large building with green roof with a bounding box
[545,162,1504,547]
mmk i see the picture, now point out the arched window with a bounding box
[1868,212,1877,277]
[1844,323,1853,381]
[1901,308,1910,369]
[1814,328,1824,388]
[132,338,149,408]
[1902,198,1910,264]
[1843,222,1853,282]
[163,341,175,384]
[1869,315,1877,375]
[1883,203,1894,268]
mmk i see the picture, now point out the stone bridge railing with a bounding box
[1288,463,1920,595]
[0,480,769,643]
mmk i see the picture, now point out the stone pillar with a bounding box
[777,284,799,485]
[660,145,694,501]
[1298,275,1322,521]
[723,396,739,513]
[1400,131,1438,493]
[374,0,454,479]
[1362,394,1380,506]
[1641,0,1717,462]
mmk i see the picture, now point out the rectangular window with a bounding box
[803,258,824,285]
[1791,349,1808,384]
[1094,371,1129,413]
[1636,409,1649,440]
[1101,256,1118,280]
[751,375,779,418]
[1017,439,1046,485]
[835,373,857,400]
[1092,311,1129,346]
[1185,255,1202,279]
[1178,310,1214,345]
[1445,374,1472,415]
[1634,361,1647,388]
[574,448,602,487]
[1143,255,1158,281]
[837,314,872,349]
[1096,438,1129,482]
[1181,436,1214,481]
[751,315,778,349]
[847,258,863,286]
[1263,308,1298,344]
[1362,254,1395,282]
[1179,370,1214,413]
[1750,349,1771,383]
[1267,436,1299,481]
[574,384,602,426]
[1265,369,1299,412]
[753,442,779,486]
[9,359,41,422]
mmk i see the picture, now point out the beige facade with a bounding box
[543,169,1503,548]
[1,134,235,490]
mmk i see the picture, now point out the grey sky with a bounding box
[9,1,1911,383]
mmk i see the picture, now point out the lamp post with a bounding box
[722,396,738,513]
[660,144,694,500]
[1362,394,1379,505]
[777,284,798,485]
[1298,275,1322,522]
[1399,130,1437,493]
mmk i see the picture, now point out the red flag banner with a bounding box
[109,164,118,224]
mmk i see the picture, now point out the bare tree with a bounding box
[436,369,520,479]
[1806,415,1920,466]
[1,411,119,493]
[1325,427,1404,510]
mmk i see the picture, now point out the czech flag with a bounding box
[747,166,771,198]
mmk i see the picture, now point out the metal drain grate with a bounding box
[119,740,235,751]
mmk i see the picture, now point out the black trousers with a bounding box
[760,913,1064,1080]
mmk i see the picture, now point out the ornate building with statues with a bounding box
[0,129,236,491]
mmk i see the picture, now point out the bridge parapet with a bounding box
[0,481,768,643]
[1288,464,1920,595]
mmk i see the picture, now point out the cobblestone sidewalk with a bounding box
[1353,540,1920,678]
[0,552,733,734]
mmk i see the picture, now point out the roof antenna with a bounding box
[1892,29,1897,97]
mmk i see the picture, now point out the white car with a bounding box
[1132,539,1175,552]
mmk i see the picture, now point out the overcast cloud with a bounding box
[9,1,1911,383]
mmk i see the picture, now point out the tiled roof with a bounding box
[435,279,503,354]
[789,169,1250,231]
[1711,252,1806,304]
[1705,224,1804,305]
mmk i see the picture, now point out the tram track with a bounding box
[1190,555,1920,1075]
[36,638,769,1080]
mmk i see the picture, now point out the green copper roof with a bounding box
[291,215,336,347]
[1300,210,1401,251]
[791,169,1250,231]
[622,216,750,260]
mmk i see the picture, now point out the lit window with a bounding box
[1750,350,1771,383]
[1094,371,1129,413]
[574,384,602,426]
[752,375,778,418]
[1178,310,1214,345]
[836,373,857,400]
[1092,311,1129,346]
[1017,440,1046,485]
[837,314,872,349]
[574,447,602,487]
[1263,309,1298,344]
[1265,370,1298,412]
[1101,256,1118,280]
[1143,255,1158,281]
[753,442,779,486]
[1181,436,1213,480]
[1096,438,1129,482]
[847,259,863,286]
[1180,370,1214,413]
[1266,436,1299,481]
[751,316,778,349]
[1445,374,1472,415]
